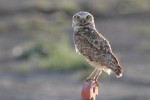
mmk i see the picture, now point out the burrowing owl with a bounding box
[72,11,123,81]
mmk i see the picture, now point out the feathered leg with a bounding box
[86,68,97,81]
[94,69,102,81]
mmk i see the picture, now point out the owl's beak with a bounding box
[80,19,86,24]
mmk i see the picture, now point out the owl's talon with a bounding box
[83,78,99,87]
[84,77,94,82]
[94,79,99,87]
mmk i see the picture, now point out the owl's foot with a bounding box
[84,77,94,82]
[85,76,97,82]
[83,77,99,87]
[94,79,99,87]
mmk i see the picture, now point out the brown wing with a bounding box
[82,28,112,53]
[82,28,122,77]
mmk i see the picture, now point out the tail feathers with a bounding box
[114,65,123,78]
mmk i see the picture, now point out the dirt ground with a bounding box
[0,0,150,100]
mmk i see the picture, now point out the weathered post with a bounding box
[81,80,99,100]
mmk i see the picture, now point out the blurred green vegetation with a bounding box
[15,36,90,71]
[136,41,150,53]
[24,0,150,16]
[11,11,90,71]
[1,0,150,72]
[133,27,150,38]
[132,26,150,52]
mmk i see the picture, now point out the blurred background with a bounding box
[0,0,150,100]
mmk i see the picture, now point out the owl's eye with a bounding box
[75,15,80,20]
[86,15,91,20]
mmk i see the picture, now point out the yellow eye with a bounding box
[86,15,91,20]
[75,15,80,20]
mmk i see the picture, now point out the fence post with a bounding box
[81,80,99,100]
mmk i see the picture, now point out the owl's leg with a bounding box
[86,68,97,81]
[94,69,102,81]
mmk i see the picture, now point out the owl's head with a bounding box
[72,11,95,28]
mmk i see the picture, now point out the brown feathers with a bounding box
[73,11,123,77]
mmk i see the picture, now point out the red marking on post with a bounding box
[81,80,99,100]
